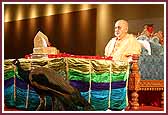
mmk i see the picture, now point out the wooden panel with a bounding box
[4,9,97,59]
[140,80,164,91]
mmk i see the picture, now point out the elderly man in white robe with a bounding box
[105,19,141,62]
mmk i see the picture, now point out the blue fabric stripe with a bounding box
[80,89,127,111]
[80,92,89,101]
[110,87,127,110]
[4,85,15,107]
[91,90,109,110]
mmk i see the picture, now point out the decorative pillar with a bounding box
[128,54,141,110]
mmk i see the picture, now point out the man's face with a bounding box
[114,21,128,38]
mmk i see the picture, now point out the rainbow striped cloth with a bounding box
[4,57,129,111]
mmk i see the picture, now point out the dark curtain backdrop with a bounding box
[4,9,96,59]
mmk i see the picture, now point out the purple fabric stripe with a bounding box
[112,81,126,89]
[70,80,126,91]
[15,78,35,90]
[4,78,14,88]
[70,80,89,92]
[92,81,126,90]
[91,82,110,90]
[16,78,28,89]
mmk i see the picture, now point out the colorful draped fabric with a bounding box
[4,57,129,111]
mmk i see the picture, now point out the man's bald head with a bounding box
[116,20,128,30]
[114,20,129,39]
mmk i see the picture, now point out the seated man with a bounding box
[105,19,141,62]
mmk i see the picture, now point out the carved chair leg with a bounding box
[130,91,139,110]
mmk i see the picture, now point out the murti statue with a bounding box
[33,31,59,56]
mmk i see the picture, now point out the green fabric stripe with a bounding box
[111,72,128,82]
[68,69,90,82]
[91,73,110,83]
[68,69,128,82]
[4,70,15,80]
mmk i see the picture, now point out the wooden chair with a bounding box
[128,54,164,110]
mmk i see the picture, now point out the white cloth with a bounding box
[138,39,151,55]
[104,38,117,56]
[105,34,141,62]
